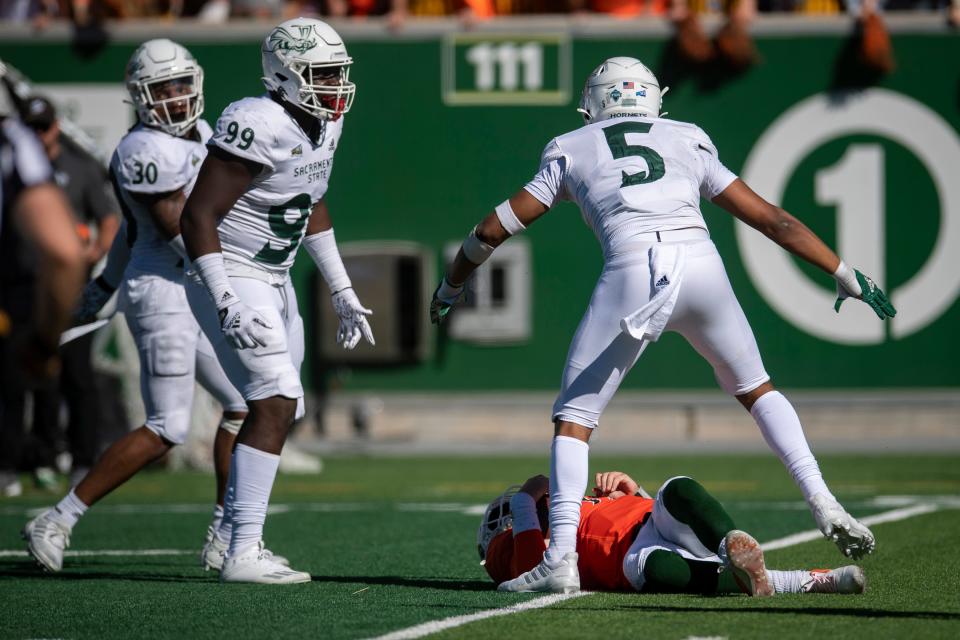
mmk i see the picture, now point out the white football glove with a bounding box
[75,276,116,324]
[217,299,273,350]
[332,287,375,350]
[808,493,876,560]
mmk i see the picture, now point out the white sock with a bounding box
[227,444,280,556]
[210,504,224,535]
[217,456,238,544]
[51,490,88,529]
[768,569,808,594]
[545,435,589,567]
[750,391,834,503]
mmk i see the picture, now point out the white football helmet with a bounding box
[261,18,355,121]
[577,57,666,124]
[477,485,520,563]
[125,39,204,138]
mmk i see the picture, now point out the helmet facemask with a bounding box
[125,39,205,138]
[477,485,520,563]
[261,19,356,123]
[288,60,355,121]
[133,71,204,137]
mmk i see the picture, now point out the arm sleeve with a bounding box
[694,128,737,200]
[208,102,276,170]
[523,138,570,208]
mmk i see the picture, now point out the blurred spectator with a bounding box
[572,0,667,16]
[670,0,759,68]
[0,0,59,23]
[19,95,119,489]
[0,87,84,498]
[848,0,895,73]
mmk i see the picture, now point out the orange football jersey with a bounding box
[484,495,654,591]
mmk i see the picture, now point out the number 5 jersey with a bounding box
[207,94,344,276]
[522,117,737,259]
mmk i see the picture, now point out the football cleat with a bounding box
[220,540,309,584]
[808,494,876,560]
[497,552,580,594]
[802,566,867,595]
[22,509,71,572]
[202,525,289,571]
[723,530,774,597]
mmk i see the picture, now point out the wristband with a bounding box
[462,226,495,265]
[495,200,526,236]
[436,277,463,299]
[192,253,238,310]
[303,229,352,293]
[833,261,861,297]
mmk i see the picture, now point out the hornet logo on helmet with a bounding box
[267,26,318,54]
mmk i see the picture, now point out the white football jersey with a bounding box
[208,95,343,275]
[110,120,212,279]
[523,117,737,257]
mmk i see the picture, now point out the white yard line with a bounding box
[366,593,589,640]
[761,503,940,551]
[366,502,947,640]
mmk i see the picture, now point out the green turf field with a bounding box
[1,454,959,639]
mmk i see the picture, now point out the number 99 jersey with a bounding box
[209,95,344,275]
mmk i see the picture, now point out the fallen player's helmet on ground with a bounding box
[577,56,665,124]
[261,18,355,121]
[477,484,521,563]
[125,39,204,137]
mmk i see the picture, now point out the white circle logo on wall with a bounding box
[738,88,960,345]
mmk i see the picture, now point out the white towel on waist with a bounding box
[619,243,687,342]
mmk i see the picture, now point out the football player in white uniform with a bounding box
[180,18,374,584]
[21,40,273,574]
[433,57,895,593]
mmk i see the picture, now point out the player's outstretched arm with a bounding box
[712,179,895,320]
[302,199,375,350]
[430,189,549,324]
[181,148,273,349]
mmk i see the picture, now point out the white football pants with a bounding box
[186,271,305,404]
[119,272,246,445]
[553,239,770,429]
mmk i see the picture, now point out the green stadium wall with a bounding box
[2,22,957,392]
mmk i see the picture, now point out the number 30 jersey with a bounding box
[523,117,737,258]
[110,120,212,279]
[208,94,343,276]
